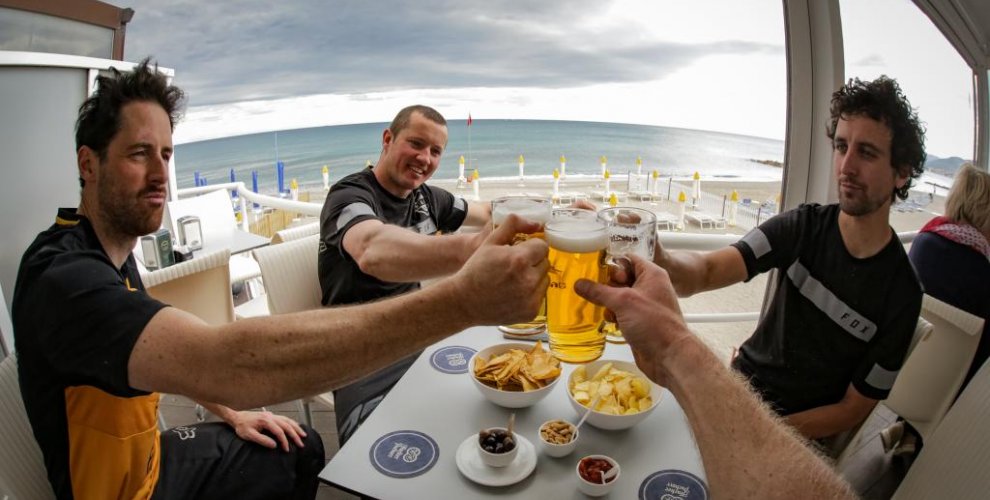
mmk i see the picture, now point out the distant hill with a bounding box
[925,155,969,176]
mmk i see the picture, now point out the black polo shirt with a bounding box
[13,208,167,499]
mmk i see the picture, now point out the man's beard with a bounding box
[98,177,164,238]
[837,179,889,217]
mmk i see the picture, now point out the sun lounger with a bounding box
[629,191,660,202]
[653,211,679,231]
[594,190,627,202]
[554,191,589,204]
[684,211,727,229]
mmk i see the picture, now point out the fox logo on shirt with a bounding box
[171,426,197,440]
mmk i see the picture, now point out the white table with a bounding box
[319,326,707,498]
[199,229,270,256]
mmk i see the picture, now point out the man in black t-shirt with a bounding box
[649,76,926,440]
[13,60,549,499]
[319,105,491,443]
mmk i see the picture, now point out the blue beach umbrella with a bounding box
[251,170,260,208]
[194,171,201,187]
[276,161,285,194]
[229,168,238,199]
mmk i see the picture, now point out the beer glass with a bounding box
[545,210,609,363]
[492,196,553,335]
[597,207,657,343]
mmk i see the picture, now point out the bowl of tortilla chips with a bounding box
[566,360,662,430]
[470,341,562,408]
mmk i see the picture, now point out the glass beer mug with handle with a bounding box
[491,196,554,336]
[545,209,609,363]
[596,207,657,343]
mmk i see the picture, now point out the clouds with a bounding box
[124,0,781,107]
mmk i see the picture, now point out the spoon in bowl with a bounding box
[600,464,619,484]
[574,395,602,432]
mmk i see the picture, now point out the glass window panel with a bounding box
[0,7,113,59]
[840,0,974,227]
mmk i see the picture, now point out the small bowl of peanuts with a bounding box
[538,418,579,457]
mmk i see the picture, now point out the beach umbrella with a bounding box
[471,169,480,201]
[194,171,201,187]
[651,170,660,198]
[677,191,687,230]
[559,155,567,180]
[604,169,612,198]
[692,172,702,208]
[277,161,286,195]
[229,169,238,199]
[290,178,299,201]
[552,168,560,201]
[322,165,330,191]
[608,192,618,207]
[518,154,525,185]
[600,156,607,178]
[636,156,643,175]
[251,170,260,209]
[458,155,466,187]
[729,190,739,227]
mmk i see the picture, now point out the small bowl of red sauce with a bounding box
[576,454,620,496]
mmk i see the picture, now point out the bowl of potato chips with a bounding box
[566,360,662,430]
[470,341,562,408]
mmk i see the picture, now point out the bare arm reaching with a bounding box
[575,256,856,499]
[463,200,492,227]
[653,243,748,297]
[342,218,490,282]
[129,215,549,410]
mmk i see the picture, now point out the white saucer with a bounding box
[455,433,536,487]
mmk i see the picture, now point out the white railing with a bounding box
[174,184,919,325]
[176,183,322,231]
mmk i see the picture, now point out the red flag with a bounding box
[467,113,473,127]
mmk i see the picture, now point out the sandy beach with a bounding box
[299,175,942,362]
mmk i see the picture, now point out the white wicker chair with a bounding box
[271,221,320,245]
[252,234,333,424]
[885,294,985,443]
[892,356,990,499]
[0,354,56,499]
[141,249,235,326]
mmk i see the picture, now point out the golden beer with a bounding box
[545,218,608,363]
[492,196,552,335]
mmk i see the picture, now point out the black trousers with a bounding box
[151,422,325,500]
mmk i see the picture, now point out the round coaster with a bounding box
[639,469,709,500]
[369,430,440,479]
[430,346,477,374]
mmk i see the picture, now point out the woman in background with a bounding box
[882,163,990,456]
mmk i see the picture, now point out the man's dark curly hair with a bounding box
[826,76,926,201]
[75,57,186,186]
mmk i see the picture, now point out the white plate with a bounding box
[455,433,536,487]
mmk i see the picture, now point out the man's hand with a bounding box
[454,214,549,326]
[569,199,597,211]
[227,410,308,452]
[574,254,692,387]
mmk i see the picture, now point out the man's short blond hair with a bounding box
[945,163,990,236]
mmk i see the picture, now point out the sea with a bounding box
[174,119,786,193]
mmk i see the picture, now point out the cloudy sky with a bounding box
[122,0,973,158]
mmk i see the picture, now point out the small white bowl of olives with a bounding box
[477,427,518,467]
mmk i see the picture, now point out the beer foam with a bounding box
[492,199,551,225]
[546,220,607,253]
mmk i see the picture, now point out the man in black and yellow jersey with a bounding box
[12,59,549,499]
